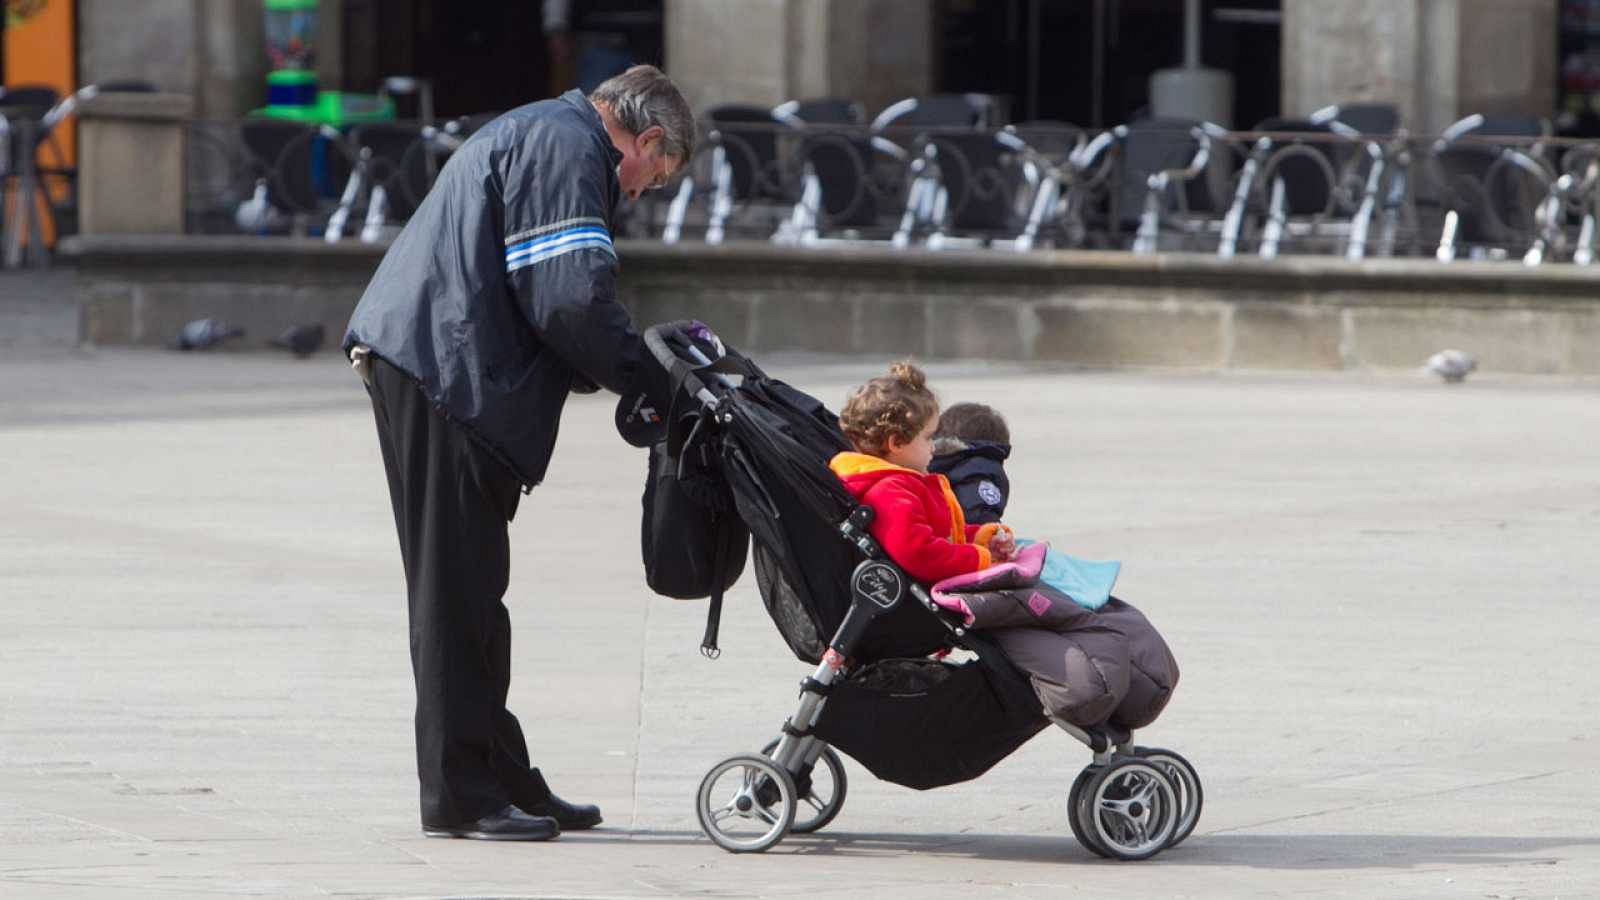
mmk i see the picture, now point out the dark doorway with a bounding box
[340,0,548,119]
[340,0,665,121]
[937,0,1280,128]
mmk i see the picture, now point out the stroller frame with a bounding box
[644,324,1202,858]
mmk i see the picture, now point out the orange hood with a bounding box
[828,451,969,543]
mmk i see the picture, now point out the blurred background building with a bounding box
[1,1,1567,130]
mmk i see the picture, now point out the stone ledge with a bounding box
[77,91,195,121]
[58,235,1600,374]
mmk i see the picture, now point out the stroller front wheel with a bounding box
[761,738,848,834]
[1072,758,1179,861]
[696,753,798,853]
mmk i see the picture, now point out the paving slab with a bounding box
[2,347,1597,898]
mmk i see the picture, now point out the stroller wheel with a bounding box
[1134,746,1202,848]
[1075,758,1179,861]
[696,753,797,853]
[762,738,848,834]
[1067,765,1111,858]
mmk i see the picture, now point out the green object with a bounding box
[255,0,392,125]
[253,91,396,126]
[266,70,318,87]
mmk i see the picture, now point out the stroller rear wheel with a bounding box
[696,753,797,853]
[1071,758,1179,861]
[1134,746,1202,847]
[761,738,848,834]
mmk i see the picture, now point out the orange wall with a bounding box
[4,0,76,239]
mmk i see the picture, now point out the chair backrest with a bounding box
[922,131,1017,233]
[1469,115,1549,138]
[1429,143,1544,243]
[1116,116,1213,227]
[240,119,353,214]
[706,104,783,201]
[351,122,436,218]
[873,93,1002,132]
[1007,119,1086,163]
[0,85,60,117]
[1327,102,1399,136]
[1253,118,1342,217]
[777,97,865,126]
[796,132,878,228]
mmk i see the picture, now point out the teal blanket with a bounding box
[1017,539,1120,610]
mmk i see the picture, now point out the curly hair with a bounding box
[934,402,1010,445]
[839,361,939,454]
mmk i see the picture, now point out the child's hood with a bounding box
[931,437,1011,462]
[829,451,954,499]
[828,451,924,488]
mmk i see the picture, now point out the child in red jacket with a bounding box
[827,361,1015,585]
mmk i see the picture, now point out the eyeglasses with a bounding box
[643,145,679,192]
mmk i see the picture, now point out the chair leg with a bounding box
[661,175,694,244]
[1013,176,1060,252]
[359,185,389,243]
[1436,209,1459,262]
[1574,204,1596,265]
[707,149,733,245]
[1132,175,1166,254]
[324,166,365,243]
[1258,177,1286,260]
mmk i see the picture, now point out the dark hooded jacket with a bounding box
[344,90,642,488]
[929,438,1011,525]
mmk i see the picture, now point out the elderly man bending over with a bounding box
[344,65,694,841]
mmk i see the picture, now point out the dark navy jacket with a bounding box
[928,440,1012,525]
[344,90,643,488]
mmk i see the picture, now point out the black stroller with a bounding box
[636,323,1202,859]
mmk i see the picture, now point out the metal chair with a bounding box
[1243,115,1388,259]
[871,95,1006,248]
[1,85,61,268]
[1115,117,1219,253]
[771,98,900,246]
[237,119,357,237]
[344,122,457,242]
[1007,121,1122,251]
[662,104,789,244]
[1421,114,1553,262]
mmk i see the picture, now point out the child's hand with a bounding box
[988,528,1016,562]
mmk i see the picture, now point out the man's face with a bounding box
[616,125,683,202]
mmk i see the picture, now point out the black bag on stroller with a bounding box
[640,438,748,601]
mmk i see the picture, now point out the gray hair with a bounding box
[589,65,697,162]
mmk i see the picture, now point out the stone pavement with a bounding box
[0,270,78,349]
[2,347,1597,899]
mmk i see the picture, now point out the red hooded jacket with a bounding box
[829,451,1007,585]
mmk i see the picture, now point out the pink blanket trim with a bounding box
[929,542,1049,625]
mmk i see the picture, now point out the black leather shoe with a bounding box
[422,804,560,841]
[520,794,603,830]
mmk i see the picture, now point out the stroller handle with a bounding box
[642,320,710,372]
[643,320,732,408]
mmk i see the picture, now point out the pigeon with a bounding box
[1424,349,1477,383]
[172,318,245,351]
[269,322,326,358]
[234,178,288,234]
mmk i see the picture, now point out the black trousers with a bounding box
[365,356,552,826]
